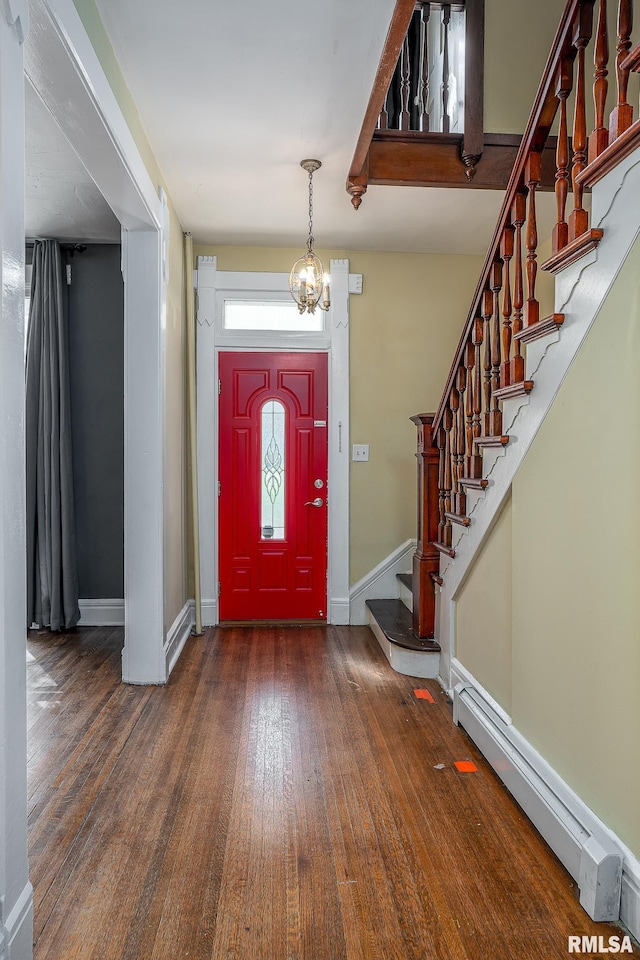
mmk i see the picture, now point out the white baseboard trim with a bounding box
[198,598,217,627]
[329,598,350,625]
[452,665,639,936]
[4,881,33,960]
[78,598,125,626]
[164,602,192,677]
[349,540,416,625]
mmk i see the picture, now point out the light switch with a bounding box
[352,444,370,462]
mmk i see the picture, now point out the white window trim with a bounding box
[196,257,362,625]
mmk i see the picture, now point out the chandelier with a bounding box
[289,159,330,315]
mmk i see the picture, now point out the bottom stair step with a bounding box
[366,599,439,652]
[366,599,441,680]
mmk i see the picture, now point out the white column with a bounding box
[122,228,167,682]
[0,3,33,957]
[195,256,218,624]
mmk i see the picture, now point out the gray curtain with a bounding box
[26,240,80,630]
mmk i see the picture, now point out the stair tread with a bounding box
[396,572,413,590]
[366,599,440,652]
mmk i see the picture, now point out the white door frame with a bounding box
[1,5,32,957]
[195,257,362,625]
[24,0,170,683]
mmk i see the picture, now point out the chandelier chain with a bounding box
[307,168,314,251]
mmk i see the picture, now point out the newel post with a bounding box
[410,413,441,639]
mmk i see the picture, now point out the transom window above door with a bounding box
[224,299,324,333]
[210,272,330,349]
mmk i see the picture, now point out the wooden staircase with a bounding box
[365,0,640,682]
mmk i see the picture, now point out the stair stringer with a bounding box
[435,143,640,693]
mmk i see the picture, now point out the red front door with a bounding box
[218,352,328,620]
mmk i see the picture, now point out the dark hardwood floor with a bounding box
[27,625,635,959]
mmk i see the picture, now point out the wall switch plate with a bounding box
[352,444,369,462]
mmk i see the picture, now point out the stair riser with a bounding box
[398,580,413,612]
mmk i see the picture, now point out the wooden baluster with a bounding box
[524,152,541,328]
[436,427,447,545]
[510,193,526,385]
[419,3,431,131]
[379,85,390,130]
[463,342,475,476]
[609,0,634,141]
[488,260,503,437]
[482,288,493,436]
[449,385,459,514]
[569,19,591,242]
[500,226,514,388]
[399,32,411,131]
[467,318,484,479]
[454,367,467,516]
[410,9,421,130]
[443,406,453,547]
[441,4,451,133]
[589,0,609,161]
[553,59,573,253]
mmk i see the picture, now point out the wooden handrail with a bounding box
[346,0,416,208]
[347,0,486,207]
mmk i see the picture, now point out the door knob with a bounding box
[304,497,324,507]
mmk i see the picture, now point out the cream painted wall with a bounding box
[454,236,640,859]
[511,237,640,859]
[72,0,187,627]
[456,494,512,713]
[164,214,187,626]
[484,0,639,136]
[484,0,562,134]
[194,244,482,585]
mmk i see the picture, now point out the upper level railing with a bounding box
[378,2,466,135]
[346,0,485,208]
[429,0,640,556]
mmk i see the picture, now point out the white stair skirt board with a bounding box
[451,659,640,936]
[398,577,413,612]
[164,602,193,678]
[349,540,416,625]
[436,145,640,691]
[3,881,34,960]
[78,599,125,626]
[367,609,440,679]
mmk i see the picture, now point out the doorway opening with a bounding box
[195,257,360,626]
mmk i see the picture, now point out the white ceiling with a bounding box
[24,0,554,255]
[89,0,507,255]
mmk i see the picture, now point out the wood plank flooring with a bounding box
[27,625,636,960]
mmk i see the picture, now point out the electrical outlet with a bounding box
[352,444,370,462]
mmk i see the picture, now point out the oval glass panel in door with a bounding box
[261,400,285,540]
